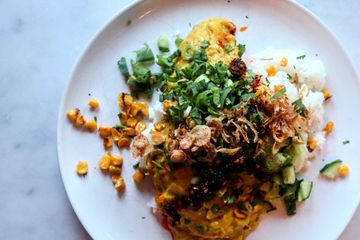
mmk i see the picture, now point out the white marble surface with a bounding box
[0,0,359,239]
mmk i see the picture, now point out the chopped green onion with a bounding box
[157,35,170,52]
[200,40,210,48]
[117,57,130,78]
[271,87,286,100]
[135,43,154,62]
[152,160,163,169]
[175,37,183,48]
[224,44,234,53]
[292,99,306,116]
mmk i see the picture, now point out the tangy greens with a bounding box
[157,43,259,125]
[118,36,313,216]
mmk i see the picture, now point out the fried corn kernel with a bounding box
[152,133,165,145]
[135,121,146,134]
[163,100,176,112]
[338,164,349,177]
[110,154,123,166]
[76,161,88,176]
[99,153,111,170]
[154,122,166,131]
[307,139,318,151]
[280,57,288,67]
[85,120,97,132]
[119,111,128,125]
[114,177,126,192]
[118,92,133,110]
[109,165,122,175]
[117,136,131,148]
[98,126,112,138]
[111,174,121,184]
[323,121,334,135]
[132,170,145,183]
[130,102,149,117]
[266,65,277,77]
[103,137,113,149]
[123,127,135,136]
[75,115,86,128]
[321,88,332,101]
[126,117,138,128]
[67,108,80,122]
[88,98,99,110]
[111,127,123,142]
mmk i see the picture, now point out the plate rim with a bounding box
[57,0,360,239]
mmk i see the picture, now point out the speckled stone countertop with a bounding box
[0,0,359,239]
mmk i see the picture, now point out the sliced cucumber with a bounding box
[297,180,313,201]
[282,166,295,184]
[320,160,342,179]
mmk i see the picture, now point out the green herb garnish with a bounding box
[152,160,163,169]
[200,40,210,48]
[135,44,155,62]
[175,37,183,48]
[271,87,286,100]
[343,140,350,145]
[292,99,306,116]
[296,54,306,60]
[117,57,130,78]
[237,44,246,58]
[157,35,170,52]
[224,44,234,53]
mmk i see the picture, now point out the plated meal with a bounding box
[65,17,350,240]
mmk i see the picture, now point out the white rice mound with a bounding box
[247,48,327,172]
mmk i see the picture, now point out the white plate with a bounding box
[57,0,360,239]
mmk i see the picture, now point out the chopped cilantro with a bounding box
[237,44,246,58]
[342,140,350,145]
[128,61,152,91]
